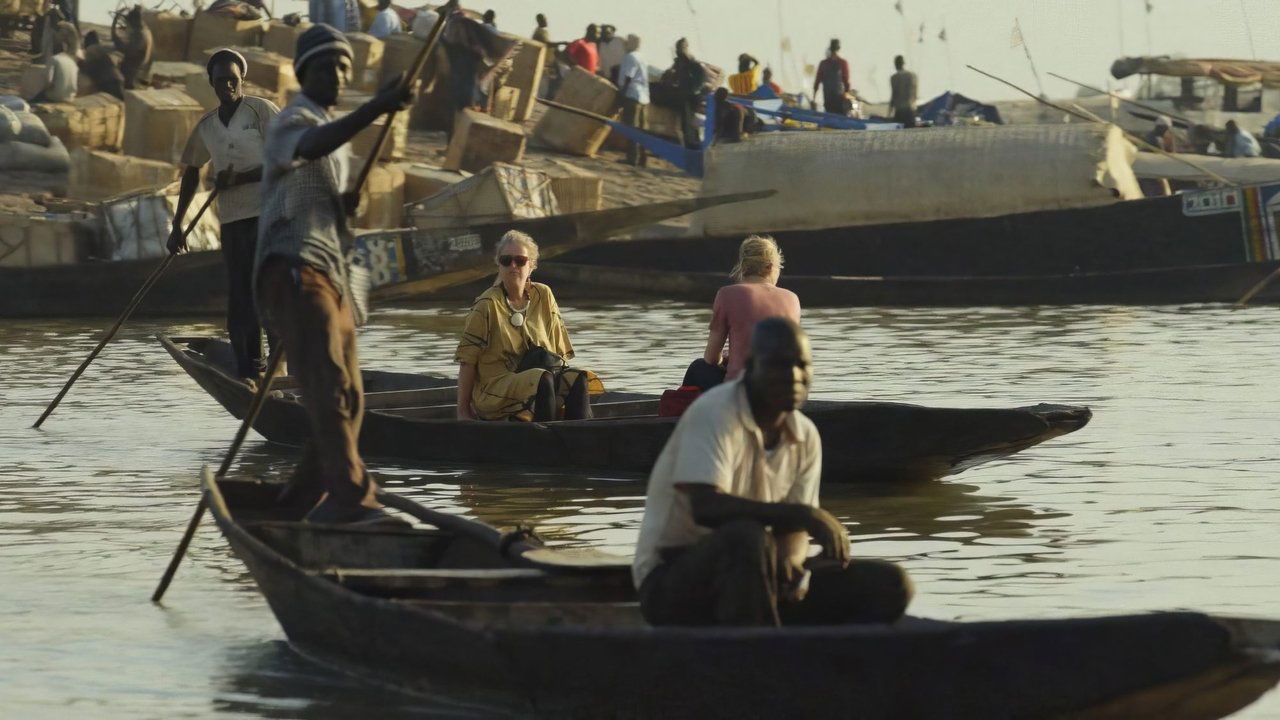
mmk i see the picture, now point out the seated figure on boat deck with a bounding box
[687,235,801,390]
[455,231,600,422]
[634,317,913,627]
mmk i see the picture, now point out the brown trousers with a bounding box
[639,519,913,627]
[258,259,374,511]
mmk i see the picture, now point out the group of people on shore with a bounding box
[24,2,152,105]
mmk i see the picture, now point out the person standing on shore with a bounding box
[565,24,599,75]
[168,49,282,385]
[888,54,917,127]
[618,33,649,166]
[256,24,416,523]
[812,38,849,114]
[596,24,625,84]
[112,5,152,89]
[672,37,706,149]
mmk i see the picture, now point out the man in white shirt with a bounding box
[617,34,648,167]
[30,34,78,103]
[633,318,913,626]
[168,49,282,383]
[1226,119,1261,158]
[367,0,401,39]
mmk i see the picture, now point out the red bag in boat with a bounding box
[658,385,702,417]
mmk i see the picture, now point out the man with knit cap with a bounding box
[257,23,415,523]
[169,48,282,384]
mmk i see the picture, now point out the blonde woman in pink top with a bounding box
[704,235,802,380]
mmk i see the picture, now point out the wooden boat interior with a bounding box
[217,478,645,628]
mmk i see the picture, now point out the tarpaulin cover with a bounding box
[692,123,1141,235]
[1111,56,1280,88]
[916,91,1003,126]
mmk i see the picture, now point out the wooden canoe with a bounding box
[535,261,1280,306]
[204,471,1280,719]
[162,335,1091,483]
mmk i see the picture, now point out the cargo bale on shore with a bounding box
[122,88,205,165]
[402,163,469,204]
[338,91,408,163]
[355,163,405,229]
[263,19,310,57]
[187,12,264,63]
[693,123,1144,236]
[443,108,525,173]
[143,10,194,62]
[410,162,557,230]
[33,93,125,151]
[500,33,545,122]
[345,32,384,92]
[68,148,179,201]
[531,67,619,158]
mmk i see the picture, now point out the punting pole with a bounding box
[151,346,286,604]
[33,186,221,429]
[349,0,458,201]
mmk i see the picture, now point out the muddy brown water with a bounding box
[2,301,1279,717]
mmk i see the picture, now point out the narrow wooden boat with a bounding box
[162,335,1091,483]
[546,183,1280,307]
[0,250,228,317]
[537,261,1280,306]
[204,471,1280,719]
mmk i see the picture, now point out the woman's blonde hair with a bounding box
[730,234,783,282]
[493,230,540,285]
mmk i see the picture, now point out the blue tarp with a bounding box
[916,91,1003,125]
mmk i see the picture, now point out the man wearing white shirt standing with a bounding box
[633,318,913,626]
[169,49,282,383]
[617,34,648,167]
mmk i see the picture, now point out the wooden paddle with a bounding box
[350,0,457,201]
[151,346,286,604]
[33,187,220,429]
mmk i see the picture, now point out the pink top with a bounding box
[710,282,802,380]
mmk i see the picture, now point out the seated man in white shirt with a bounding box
[367,0,401,39]
[633,317,913,626]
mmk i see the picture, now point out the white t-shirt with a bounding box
[180,96,281,224]
[618,51,649,104]
[631,379,822,588]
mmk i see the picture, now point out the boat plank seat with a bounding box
[405,599,648,627]
[363,386,458,409]
[247,519,513,570]
[321,567,637,602]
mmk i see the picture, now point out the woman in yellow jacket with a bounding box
[455,230,597,421]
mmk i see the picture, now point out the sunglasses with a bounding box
[498,255,530,267]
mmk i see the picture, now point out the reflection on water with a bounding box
[2,302,1279,717]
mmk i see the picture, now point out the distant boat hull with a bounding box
[548,184,1280,306]
[0,251,226,317]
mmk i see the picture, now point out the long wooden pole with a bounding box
[151,346,286,604]
[350,0,457,200]
[965,65,1234,186]
[33,188,220,429]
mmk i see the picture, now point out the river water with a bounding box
[2,301,1279,718]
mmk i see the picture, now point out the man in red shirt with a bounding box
[812,38,850,114]
[565,24,599,75]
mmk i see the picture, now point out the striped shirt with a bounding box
[180,96,280,224]
[255,92,353,297]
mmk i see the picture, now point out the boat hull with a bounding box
[547,184,1280,306]
[0,251,227,317]
[162,336,1090,483]
[205,476,1280,719]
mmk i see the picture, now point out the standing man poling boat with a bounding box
[634,318,913,626]
[256,24,416,523]
[169,49,282,385]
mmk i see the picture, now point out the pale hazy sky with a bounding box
[80,0,1280,103]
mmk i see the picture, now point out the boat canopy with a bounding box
[1111,56,1280,88]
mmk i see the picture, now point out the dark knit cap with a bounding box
[294,23,354,75]
[206,48,248,79]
